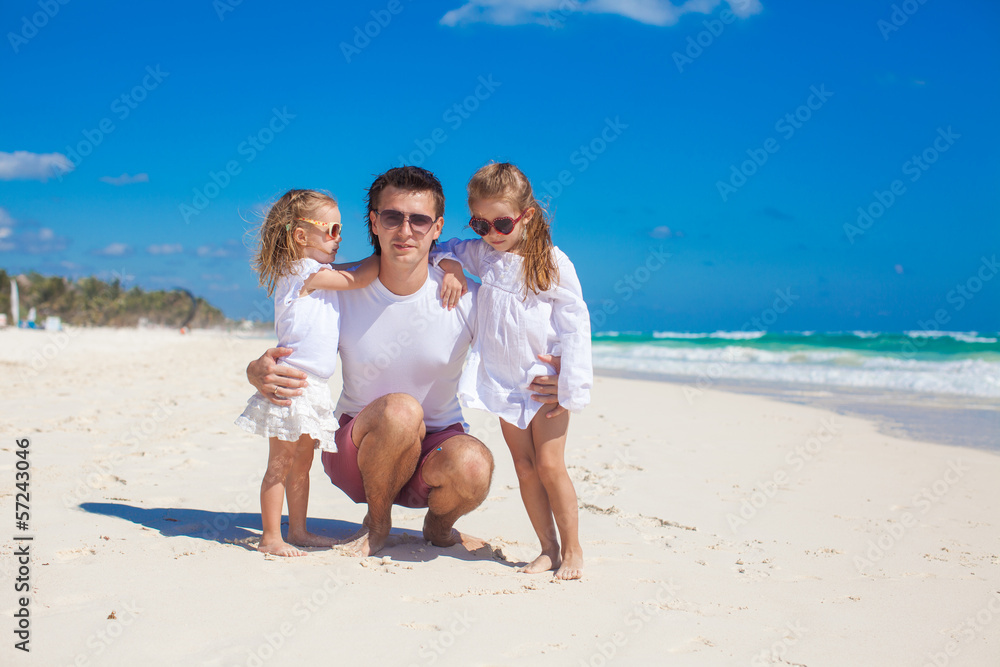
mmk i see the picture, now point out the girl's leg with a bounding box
[531,405,583,580]
[260,437,306,557]
[285,437,337,548]
[500,417,561,574]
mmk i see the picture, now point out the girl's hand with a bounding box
[529,354,567,418]
[439,259,468,310]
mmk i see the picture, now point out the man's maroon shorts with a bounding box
[320,413,466,509]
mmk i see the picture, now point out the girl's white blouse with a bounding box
[434,238,592,429]
[274,258,340,379]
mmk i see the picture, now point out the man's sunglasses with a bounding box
[375,209,436,233]
[469,210,528,236]
[295,217,342,238]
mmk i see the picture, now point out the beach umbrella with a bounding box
[10,278,18,327]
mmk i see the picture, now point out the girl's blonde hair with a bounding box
[252,189,338,296]
[467,162,558,294]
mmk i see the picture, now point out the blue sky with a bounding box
[2,0,998,333]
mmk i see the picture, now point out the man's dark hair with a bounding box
[365,166,446,255]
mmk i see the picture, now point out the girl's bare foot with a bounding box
[518,549,560,574]
[257,538,306,557]
[287,530,338,548]
[554,545,583,580]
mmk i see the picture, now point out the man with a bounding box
[247,166,561,556]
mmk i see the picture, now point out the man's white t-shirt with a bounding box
[335,265,477,431]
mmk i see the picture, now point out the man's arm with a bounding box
[247,347,309,407]
[529,354,565,418]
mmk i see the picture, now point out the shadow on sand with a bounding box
[79,502,515,566]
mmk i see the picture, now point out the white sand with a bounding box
[1,326,998,666]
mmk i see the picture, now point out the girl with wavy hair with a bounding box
[434,162,593,579]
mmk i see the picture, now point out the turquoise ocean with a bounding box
[591,331,1000,399]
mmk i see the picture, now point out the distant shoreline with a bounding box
[595,367,1000,453]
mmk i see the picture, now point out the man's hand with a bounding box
[529,354,566,418]
[247,347,308,406]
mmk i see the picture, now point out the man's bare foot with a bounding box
[287,530,338,548]
[554,545,583,580]
[422,512,459,547]
[458,532,489,551]
[257,538,306,557]
[421,514,489,552]
[518,550,560,574]
[338,525,388,557]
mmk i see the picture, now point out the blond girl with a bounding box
[435,163,592,579]
[236,189,377,557]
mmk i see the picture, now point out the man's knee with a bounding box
[356,394,425,455]
[467,446,494,487]
[376,393,424,432]
[452,439,494,496]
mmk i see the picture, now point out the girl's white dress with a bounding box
[235,258,341,450]
[434,238,592,429]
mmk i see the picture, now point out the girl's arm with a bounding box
[301,255,378,294]
[330,258,365,271]
[431,238,484,310]
[430,238,486,278]
[438,258,468,310]
[545,251,593,416]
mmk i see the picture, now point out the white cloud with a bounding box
[649,225,686,239]
[92,242,133,257]
[0,206,16,250]
[728,0,762,18]
[198,245,228,258]
[147,243,184,255]
[0,224,69,254]
[197,240,242,258]
[100,173,150,186]
[0,207,72,253]
[0,151,74,181]
[440,0,761,27]
[442,0,557,26]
